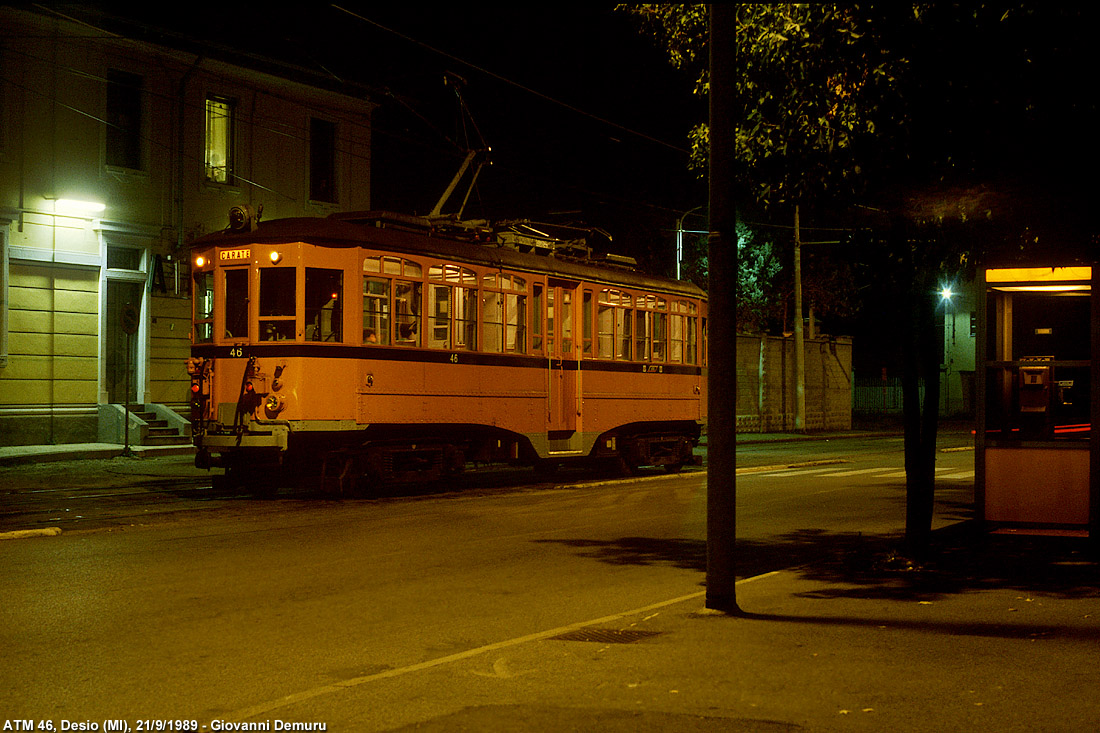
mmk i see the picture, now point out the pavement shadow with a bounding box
[536,524,1100,602]
[798,523,1100,602]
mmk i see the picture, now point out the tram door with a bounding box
[546,279,579,434]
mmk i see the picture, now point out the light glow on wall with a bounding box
[54,198,106,214]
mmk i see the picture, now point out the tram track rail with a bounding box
[1,454,704,535]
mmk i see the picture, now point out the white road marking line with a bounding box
[225,572,781,722]
[826,467,895,477]
[759,466,858,478]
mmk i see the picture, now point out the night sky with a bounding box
[342,5,707,270]
[50,4,706,272]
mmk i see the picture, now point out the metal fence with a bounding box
[852,375,925,414]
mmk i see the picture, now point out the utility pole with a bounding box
[793,205,806,432]
[706,3,739,614]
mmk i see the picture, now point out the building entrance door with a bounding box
[105,280,143,404]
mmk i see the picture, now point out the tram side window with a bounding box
[429,265,477,350]
[617,303,632,360]
[597,297,614,358]
[532,284,544,352]
[394,280,421,346]
[195,271,214,343]
[685,314,697,365]
[561,290,573,354]
[652,311,667,362]
[363,277,390,345]
[483,290,503,352]
[582,290,594,355]
[635,310,650,361]
[506,293,526,352]
[305,268,342,342]
[456,286,477,350]
[429,284,451,348]
[670,314,684,363]
[546,289,555,354]
[224,268,249,339]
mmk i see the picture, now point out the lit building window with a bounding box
[205,96,234,184]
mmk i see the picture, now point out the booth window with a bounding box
[984,268,1091,440]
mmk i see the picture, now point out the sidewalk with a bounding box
[0,440,195,467]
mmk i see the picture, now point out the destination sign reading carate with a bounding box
[219,249,250,261]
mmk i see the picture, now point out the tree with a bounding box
[623,4,1094,555]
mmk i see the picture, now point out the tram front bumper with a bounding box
[195,423,290,466]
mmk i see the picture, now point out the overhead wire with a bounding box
[331,4,691,157]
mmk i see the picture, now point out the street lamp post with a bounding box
[676,205,706,280]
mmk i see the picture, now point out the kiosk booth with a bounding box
[977,264,1100,538]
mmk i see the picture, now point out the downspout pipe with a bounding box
[177,57,203,260]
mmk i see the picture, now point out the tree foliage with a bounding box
[621,3,911,207]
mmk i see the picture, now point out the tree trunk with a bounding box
[903,284,940,558]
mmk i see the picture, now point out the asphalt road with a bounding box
[1,434,977,727]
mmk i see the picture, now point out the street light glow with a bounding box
[941,286,953,300]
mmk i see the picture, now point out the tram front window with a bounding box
[260,267,296,341]
[224,268,248,339]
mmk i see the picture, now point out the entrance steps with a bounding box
[98,403,192,447]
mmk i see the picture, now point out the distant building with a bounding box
[0,7,375,446]
[940,279,977,417]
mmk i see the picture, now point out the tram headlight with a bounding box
[264,394,285,418]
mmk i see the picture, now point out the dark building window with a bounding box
[310,118,337,203]
[106,69,143,170]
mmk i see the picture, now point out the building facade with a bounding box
[0,8,374,446]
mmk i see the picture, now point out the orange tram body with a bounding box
[187,209,707,490]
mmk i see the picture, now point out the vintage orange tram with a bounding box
[187,207,707,490]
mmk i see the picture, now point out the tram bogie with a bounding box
[187,210,706,492]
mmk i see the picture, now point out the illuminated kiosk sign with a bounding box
[977,265,1099,538]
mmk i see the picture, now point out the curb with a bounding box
[0,444,195,467]
[0,527,63,541]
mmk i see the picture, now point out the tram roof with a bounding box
[191,211,707,300]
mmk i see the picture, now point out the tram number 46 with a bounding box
[229,346,246,357]
[642,365,664,373]
[449,353,460,364]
